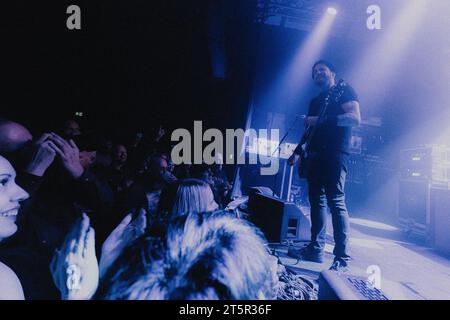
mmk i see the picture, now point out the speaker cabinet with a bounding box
[398,180,450,248]
[430,188,450,255]
[248,190,311,243]
[398,180,431,239]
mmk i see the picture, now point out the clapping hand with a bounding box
[50,213,99,300]
[99,209,147,278]
[48,133,84,179]
[25,133,57,177]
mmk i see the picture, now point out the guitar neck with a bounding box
[298,80,346,150]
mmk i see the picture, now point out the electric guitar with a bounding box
[297,79,347,178]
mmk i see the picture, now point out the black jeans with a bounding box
[306,151,350,260]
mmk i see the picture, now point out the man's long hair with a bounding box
[97,211,277,300]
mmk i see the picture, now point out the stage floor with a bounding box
[272,212,450,300]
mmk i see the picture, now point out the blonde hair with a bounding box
[98,211,276,300]
[171,179,218,217]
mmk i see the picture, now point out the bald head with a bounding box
[0,119,33,155]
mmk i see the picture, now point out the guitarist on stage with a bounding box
[287,60,361,272]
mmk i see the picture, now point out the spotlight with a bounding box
[327,7,337,15]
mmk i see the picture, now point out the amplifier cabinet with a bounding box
[399,179,450,248]
[430,188,450,255]
[400,145,450,184]
[398,180,431,240]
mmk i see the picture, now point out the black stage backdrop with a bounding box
[1,0,257,140]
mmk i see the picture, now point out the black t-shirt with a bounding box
[307,83,359,154]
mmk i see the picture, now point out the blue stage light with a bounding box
[327,7,337,15]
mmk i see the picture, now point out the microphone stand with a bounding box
[271,115,303,198]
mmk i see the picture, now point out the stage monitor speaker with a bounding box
[318,270,389,300]
[248,189,310,243]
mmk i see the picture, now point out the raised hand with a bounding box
[99,209,147,278]
[48,133,84,178]
[156,125,165,142]
[50,213,99,300]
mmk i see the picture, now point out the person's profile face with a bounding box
[146,157,168,178]
[206,187,219,212]
[158,158,168,174]
[0,156,29,241]
[202,168,214,185]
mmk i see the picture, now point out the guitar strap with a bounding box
[303,79,344,152]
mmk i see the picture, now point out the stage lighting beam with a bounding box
[327,7,337,16]
[262,10,337,111]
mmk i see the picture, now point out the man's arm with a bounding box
[336,100,361,127]
[73,169,114,211]
[304,100,361,128]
